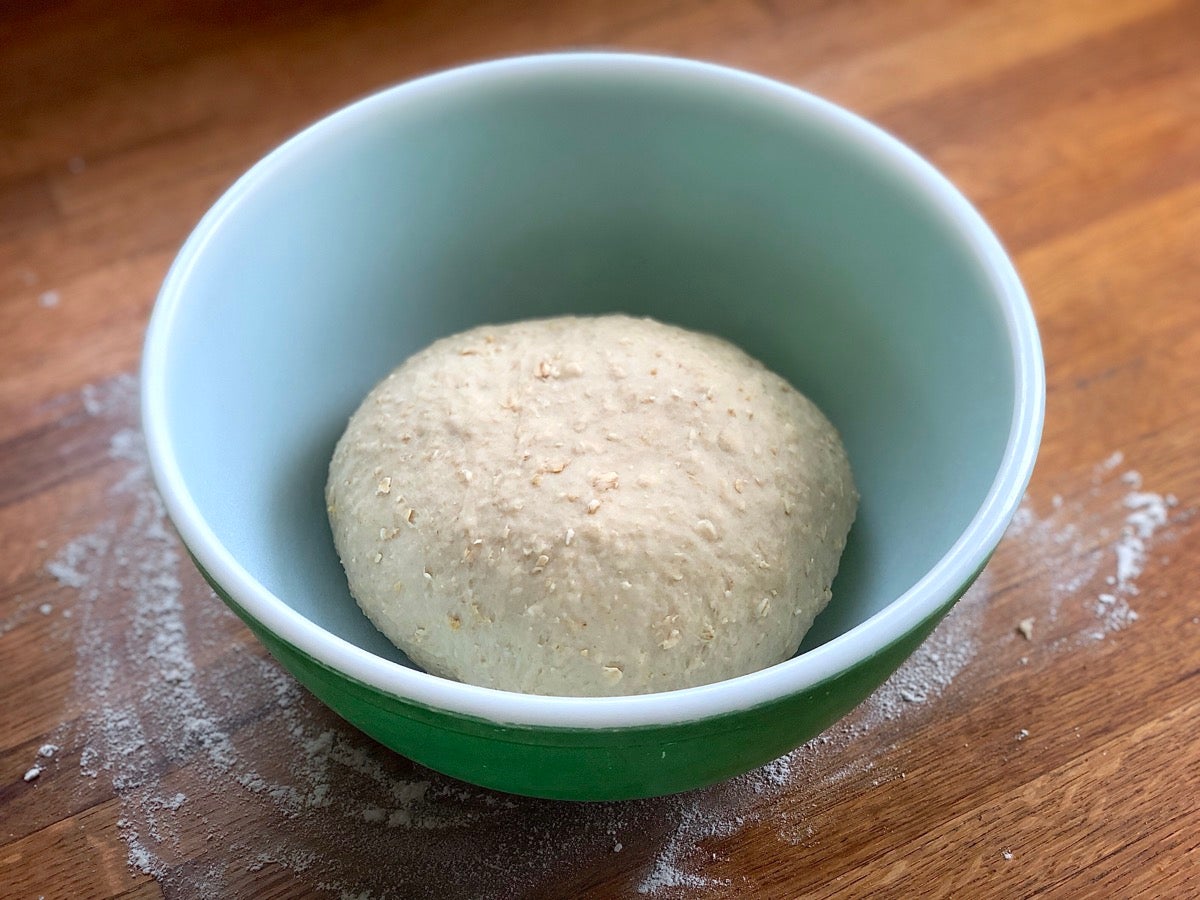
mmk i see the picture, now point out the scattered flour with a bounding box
[1006,459,1185,647]
[45,376,640,898]
[77,374,133,418]
[39,381,1190,900]
[24,742,61,784]
[38,290,60,308]
[634,572,992,893]
[1116,489,1173,592]
[637,799,736,895]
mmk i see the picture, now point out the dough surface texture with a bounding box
[327,315,857,696]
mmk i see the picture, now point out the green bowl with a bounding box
[142,54,1043,801]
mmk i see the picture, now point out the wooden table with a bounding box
[3,2,1198,897]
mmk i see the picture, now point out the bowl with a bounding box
[142,53,1044,801]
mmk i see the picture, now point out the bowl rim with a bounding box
[142,51,1045,730]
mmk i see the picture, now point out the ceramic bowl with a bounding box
[142,53,1043,801]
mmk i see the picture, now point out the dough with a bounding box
[326,315,857,696]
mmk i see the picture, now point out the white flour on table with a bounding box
[41,375,1189,898]
[1006,459,1182,647]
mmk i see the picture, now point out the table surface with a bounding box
[3,1,1199,897]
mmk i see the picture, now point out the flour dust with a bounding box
[1006,458,1183,648]
[42,374,1187,898]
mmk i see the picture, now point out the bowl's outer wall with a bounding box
[196,552,985,800]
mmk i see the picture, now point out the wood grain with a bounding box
[3,1,1199,898]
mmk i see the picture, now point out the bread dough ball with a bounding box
[327,315,856,696]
